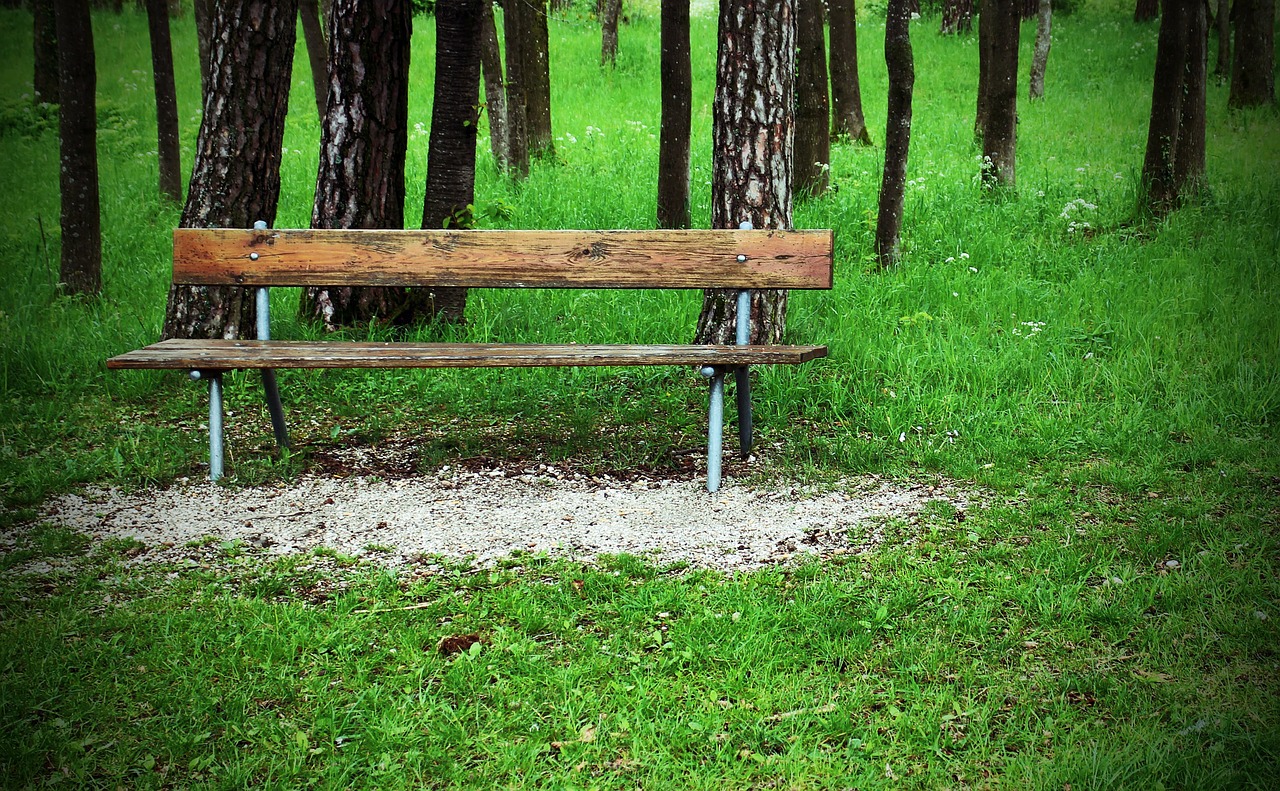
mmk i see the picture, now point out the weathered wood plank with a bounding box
[107,340,828,370]
[172,228,834,289]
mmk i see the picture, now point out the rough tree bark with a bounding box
[163,0,298,340]
[1142,0,1190,212]
[694,0,795,345]
[829,0,872,144]
[975,0,992,138]
[1174,0,1207,191]
[981,0,1019,188]
[1229,0,1276,107]
[479,0,509,169]
[657,0,691,229]
[941,0,974,34]
[524,0,555,157]
[144,0,182,203]
[795,0,830,197]
[876,0,913,268]
[299,0,329,117]
[419,0,483,323]
[34,0,59,103]
[504,0,531,177]
[193,0,213,102]
[601,0,621,66]
[300,0,422,330]
[54,0,101,295]
[1214,0,1230,79]
[1029,0,1051,100]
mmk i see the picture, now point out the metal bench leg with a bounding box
[735,366,753,458]
[261,369,290,448]
[188,370,227,481]
[702,366,725,493]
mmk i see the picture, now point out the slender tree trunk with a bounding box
[795,0,830,197]
[299,0,329,117]
[504,0,531,177]
[34,0,60,104]
[1229,0,1276,107]
[975,0,993,139]
[1214,0,1231,79]
[1135,0,1159,19]
[694,0,795,345]
[981,0,1019,188]
[1029,0,1051,100]
[193,0,213,103]
[524,0,555,157]
[657,0,691,229]
[941,0,974,34]
[54,0,101,295]
[144,0,182,203]
[1142,0,1190,213]
[1174,0,1207,193]
[876,0,913,268]
[163,0,298,340]
[601,0,621,67]
[480,0,509,169]
[829,0,872,144]
[300,0,421,330]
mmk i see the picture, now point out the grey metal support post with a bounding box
[191,370,225,481]
[702,366,726,493]
[253,220,290,449]
[734,220,754,458]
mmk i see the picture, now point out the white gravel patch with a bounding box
[29,470,968,571]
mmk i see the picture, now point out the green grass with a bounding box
[1,4,1278,788]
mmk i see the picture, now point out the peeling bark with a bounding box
[876,0,913,269]
[657,0,691,229]
[54,0,101,295]
[145,0,182,203]
[795,0,830,197]
[829,0,872,144]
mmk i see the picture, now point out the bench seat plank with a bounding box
[107,339,828,370]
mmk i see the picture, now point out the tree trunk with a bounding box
[795,0,830,197]
[1174,0,1207,193]
[144,0,182,203]
[193,0,213,103]
[1135,0,1159,20]
[981,0,1019,188]
[1142,0,1190,212]
[163,0,298,340]
[941,0,974,34]
[1229,0,1276,107]
[299,0,329,117]
[1214,0,1230,79]
[34,0,59,103]
[300,0,423,330]
[829,0,872,144]
[975,0,992,139]
[601,0,621,67]
[876,0,913,269]
[480,0,509,169]
[504,0,531,177]
[694,0,795,345]
[657,0,691,229]
[1029,0,1051,100]
[524,0,555,157]
[54,0,101,295]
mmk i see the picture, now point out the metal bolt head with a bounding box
[249,252,259,261]
[253,220,268,230]
[736,254,747,263]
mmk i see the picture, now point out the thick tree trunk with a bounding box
[524,0,555,157]
[418,0,484,323]
[981,0,1019,188]
[941,0,974,34]
[795,0,830,197]
[876,0,913,269]
[54,0,101,295]
[1229,0,1276,107]
[694,0,794,345]
[145,0,182,203]
[657,0,691,229]
[975,0,993,139]
[299,0,329,117]
[504,0,531,177]
[163,0,298,340]
[480,0,509,169]
[601,0,621,66]
[1142,0,1190,212]
[1135,0,1160,19]
[829,0,872,144]
[34,0,59,103]
[1174,0,1207,193]
[300,0,423,330]
[193,0,213,103]
[1214,0,1230,79]
[1029,0,1051,100]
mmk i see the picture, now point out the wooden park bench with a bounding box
[107,223,834,492]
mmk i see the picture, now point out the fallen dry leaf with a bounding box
[435,633,484,656]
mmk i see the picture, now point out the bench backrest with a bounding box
[172,228,834,290]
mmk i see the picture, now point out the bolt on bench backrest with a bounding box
[172,228,834,291]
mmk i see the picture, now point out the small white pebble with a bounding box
[1255,611,1269,621]
[1164,559,1180,569]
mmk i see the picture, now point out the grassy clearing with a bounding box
[1,5,1278,788]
